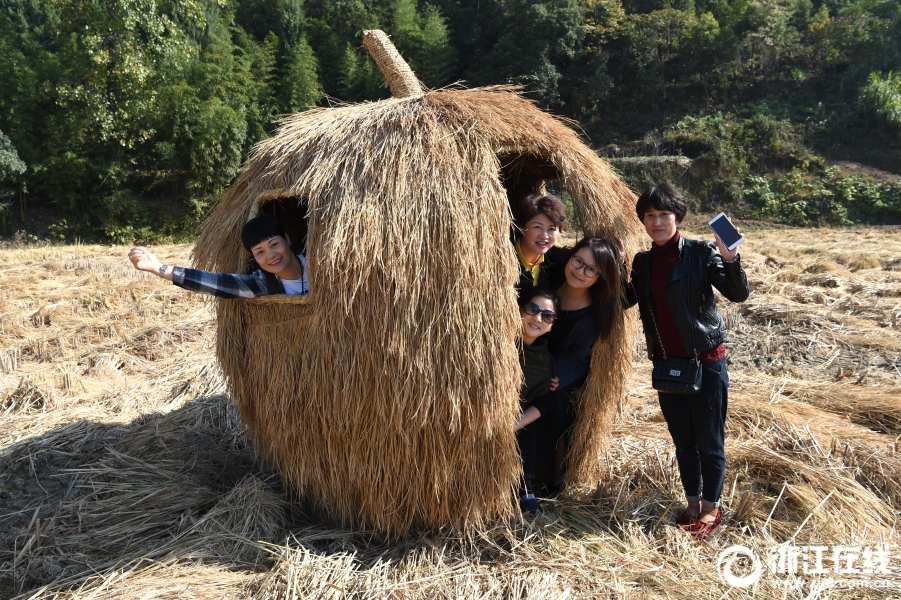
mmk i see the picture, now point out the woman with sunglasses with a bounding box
[513,287,561,515]
[537,236,622,489]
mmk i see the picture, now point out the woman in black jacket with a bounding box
[536,236,621,490]
[624,184,750,538]
[512,193,568,303]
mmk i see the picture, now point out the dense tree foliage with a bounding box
[1,0,900,239]
[861,71,901,131]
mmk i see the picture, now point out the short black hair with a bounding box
[635,183,687,223]
[520,286,560,314]
[515,193,567,230]
[241,215,287,252]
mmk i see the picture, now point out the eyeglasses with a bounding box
[522,302,557,324]
[570,255,600,278]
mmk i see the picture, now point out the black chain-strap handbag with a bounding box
[647,297,702,395]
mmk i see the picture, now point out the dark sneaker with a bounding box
[520,494,545,517]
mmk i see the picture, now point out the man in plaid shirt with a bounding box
[128,215,309,298]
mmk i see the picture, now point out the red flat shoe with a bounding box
[690,507,722,539]
[676,508,700,529]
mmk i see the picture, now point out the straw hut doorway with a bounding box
[499,153,562,207]
[193,31,641,536]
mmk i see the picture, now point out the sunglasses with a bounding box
[522,302,557,324]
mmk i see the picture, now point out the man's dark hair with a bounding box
[635,184,687,223]
[241,215,287,252]
[520,286,561,314]
[514,193,567,230]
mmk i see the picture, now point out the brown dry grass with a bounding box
[0,228,899,599]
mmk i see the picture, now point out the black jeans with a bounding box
[527,376,586,495]
[517,424,537,495]
[657,357,729,507]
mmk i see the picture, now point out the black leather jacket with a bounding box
[624,236,750,359]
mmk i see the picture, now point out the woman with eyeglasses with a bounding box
[536,236,622,490]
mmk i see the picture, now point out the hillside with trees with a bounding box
[1,0,900,241]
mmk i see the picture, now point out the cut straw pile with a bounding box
[1,229,900,599]
[196,83,640,535]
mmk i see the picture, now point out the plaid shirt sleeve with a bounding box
[171,267,269,298]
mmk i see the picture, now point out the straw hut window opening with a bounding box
[244,191,312,304]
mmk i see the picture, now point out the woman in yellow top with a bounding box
[512,193,567,303]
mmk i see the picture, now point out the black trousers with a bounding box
[657,357,729,507]
[526,376,587,495]
[517,424,538,495]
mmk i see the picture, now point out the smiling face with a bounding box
[521,295,555,345]
[642,206,679,245]
[563,247,600,290]
[519,213,560,263]
[250,235,295,275]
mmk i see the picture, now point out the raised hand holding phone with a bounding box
[714,234,741,261]
[708,213,744,261]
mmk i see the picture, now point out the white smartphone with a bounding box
[707,212,744,251]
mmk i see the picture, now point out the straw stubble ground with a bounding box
[0,227,899,599]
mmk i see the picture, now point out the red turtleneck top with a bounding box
[649,231,725,364]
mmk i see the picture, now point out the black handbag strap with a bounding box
[645,292,698,364]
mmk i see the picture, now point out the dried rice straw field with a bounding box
[1,225,900,599]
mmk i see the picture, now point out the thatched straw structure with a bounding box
[193,30,641,535]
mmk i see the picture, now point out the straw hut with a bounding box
[194,30,641,536]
